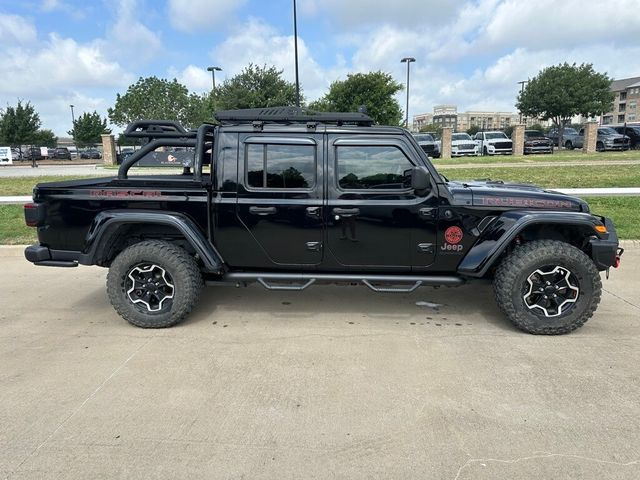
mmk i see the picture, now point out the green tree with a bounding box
[0,100,41,150]
[309,71,403,126]
[466,125,481,136]
[32,129,58,147]
[213,64,299,111]
[68,111,111,147]
[419,124,442,137]
[108,76,211,128]
[517,63,614,148]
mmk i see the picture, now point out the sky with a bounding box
[1,0,639,136]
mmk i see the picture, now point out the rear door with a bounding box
[235,133,324,268]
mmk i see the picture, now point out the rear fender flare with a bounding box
[83,210,223,273]
[457,211,601,277]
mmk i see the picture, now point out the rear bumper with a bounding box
[25,244,84,267]
[589,217,622,270]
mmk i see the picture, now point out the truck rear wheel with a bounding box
[493,240,601,335]
[107,240,203,328]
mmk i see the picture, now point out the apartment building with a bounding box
[413,105,544,132]
[601,76,640,125]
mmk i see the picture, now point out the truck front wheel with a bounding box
[493,240,601,335]
[107,240,203,328]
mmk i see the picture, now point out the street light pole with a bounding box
[207,66,222,111]
[517,80,527,124]
[69,104,76,158]
[293,0,300,107]
[401,57,415,129]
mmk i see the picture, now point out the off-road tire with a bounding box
[493,240,601,335]
[596,141,605,152]
[564,140,573,150]
[107,240,203,328]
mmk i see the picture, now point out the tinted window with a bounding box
[414,134,434,142]
[485,132,508,139]
[452,133,471,141]
[246,143,315,189]
[336,145,413,190]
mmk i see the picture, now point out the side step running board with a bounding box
[213,272,465,292]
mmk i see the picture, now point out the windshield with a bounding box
[414,134,434,142]
[525,131,544,137]
[452,133,471,141]
[598,127,617,135]
[485,132,507,139]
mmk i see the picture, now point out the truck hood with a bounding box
[447,179,588,212]
[483,138,512,144]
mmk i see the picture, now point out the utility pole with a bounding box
[401,57,416,129]
[293,0,300,107]
[207,66,222,111]
[69,104,76,159]
[517,80,527,124]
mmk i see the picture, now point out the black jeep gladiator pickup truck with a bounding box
[24,107,622,334]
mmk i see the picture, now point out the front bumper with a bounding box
[589,217,622,271]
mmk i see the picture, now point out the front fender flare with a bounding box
[457,211,601,277]
[82,210,223,273]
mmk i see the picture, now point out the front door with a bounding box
[236,133,324,268]
[325,136,438,269]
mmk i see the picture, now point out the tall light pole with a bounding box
[207,66,222,112]
[293,0,300,107]
[517,80,527,124]
[69,104,76,156]
[401,57,415,129]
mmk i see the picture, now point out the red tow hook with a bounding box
[614,247,624,268]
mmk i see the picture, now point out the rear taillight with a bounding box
[24,203,45,227]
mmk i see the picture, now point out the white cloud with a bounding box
[0,13,38,45]
[168,0,248,32]
[105,0,162,63]
[169,64,214,92]
[299,0,463,29]
[0,15,133,136]
[212,18,346,101]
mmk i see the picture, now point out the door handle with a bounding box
[332,207,360,217]
[249,206,277,216]
[419,207,437,218]
[306,206,321,218]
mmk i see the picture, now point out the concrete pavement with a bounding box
[0,245,639,479]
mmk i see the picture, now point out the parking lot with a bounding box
[1,244,639,479]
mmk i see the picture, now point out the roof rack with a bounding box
[123,119,197,139]
[214,106,375,126]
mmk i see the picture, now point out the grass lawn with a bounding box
[0,205,37,244]
[583,197,640,240]
[433,149,640,165]
[0,176,87,196]
[439,164,640,188]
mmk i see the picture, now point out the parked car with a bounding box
[547,127,579,148]
[81,149,102,159]
[117,148,135,164]
[412,133,440,158]
[25,147,43,160]
[573,127,630,151]
[50,147,72,160]
[523,130,553,154]
[450,132,479,156]
[474,131,512,155]
[612,125,640,149]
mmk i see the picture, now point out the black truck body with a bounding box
[24,108,622,334]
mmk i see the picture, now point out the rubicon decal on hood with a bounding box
[477,197,578,210]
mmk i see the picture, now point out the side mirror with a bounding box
[411,166,431,194]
